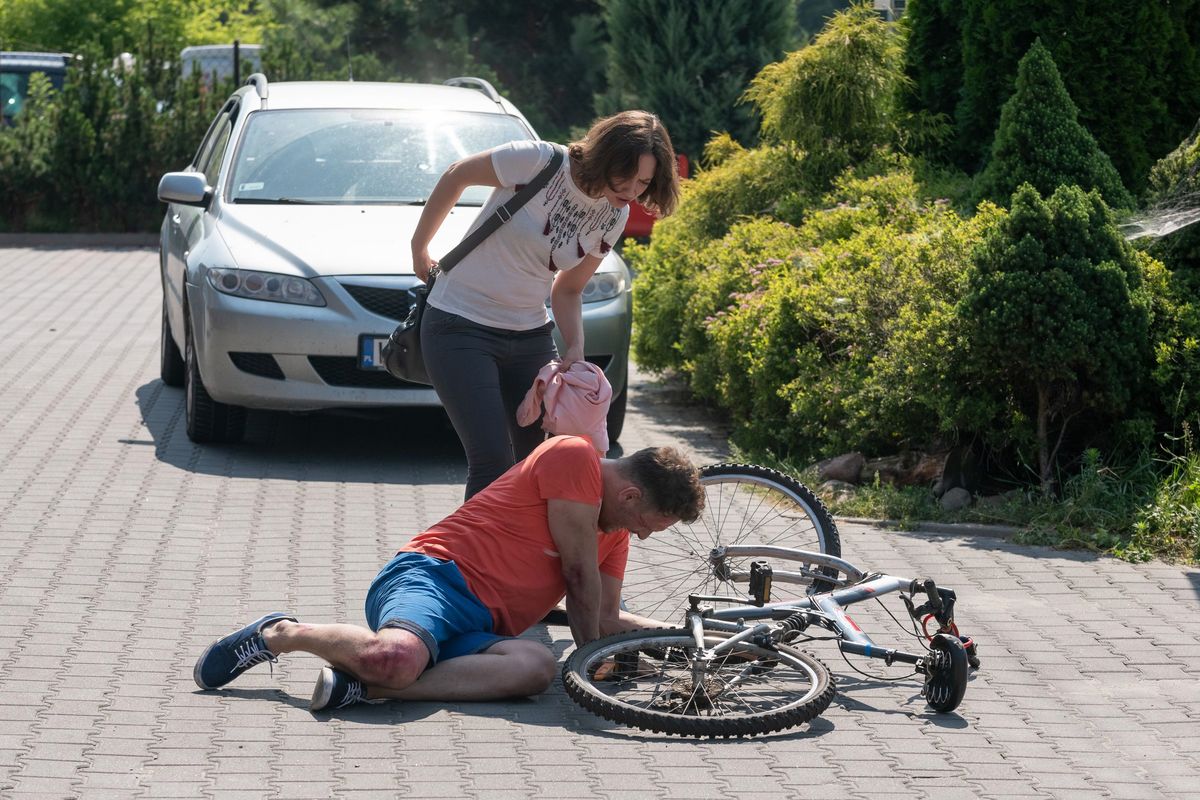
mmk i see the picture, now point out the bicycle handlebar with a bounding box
[908,578,957,627]
[915,578,942,613]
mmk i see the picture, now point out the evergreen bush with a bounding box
[599,0,792,158]
[904,0,1200,192]
[958,183,1156,494]
[0,44,230,231]
[743,3,905,161]
[974,40,1134,210]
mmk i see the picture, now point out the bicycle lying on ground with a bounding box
[561,464,979,738]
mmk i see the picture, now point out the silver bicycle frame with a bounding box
[692,545,927,664]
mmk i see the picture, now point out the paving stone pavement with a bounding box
[1,243,1199,799]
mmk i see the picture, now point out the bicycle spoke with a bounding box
[577,639,822,719]
[618,465,839,620]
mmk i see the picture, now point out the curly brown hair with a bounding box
[567,110,680,217]
[619,446,704,523]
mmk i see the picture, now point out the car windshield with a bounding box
[227,108,532,205]
[1,72,31,119]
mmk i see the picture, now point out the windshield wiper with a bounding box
[233,197,322,204]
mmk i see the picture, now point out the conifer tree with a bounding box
[600,0,792,158]
[975,40,1133,210]
[743,3,904,160]
[960,183,1152,495]
[898,0,962,163]
[904,0,1200,191]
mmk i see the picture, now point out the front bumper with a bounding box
[187,275,631,412]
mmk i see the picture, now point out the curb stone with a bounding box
[0,232,158,248]
[836,516,1021,539]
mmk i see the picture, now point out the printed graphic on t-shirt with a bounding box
[541,171,624,271]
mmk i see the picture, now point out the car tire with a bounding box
[160,293,185,388]
[607,381,627,444]
[184,309,246,444]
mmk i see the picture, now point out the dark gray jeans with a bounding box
[421,305,558,500]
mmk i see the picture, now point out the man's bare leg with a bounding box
[263,621,555,700]
[263,620,428,689]
[371,639,556,701]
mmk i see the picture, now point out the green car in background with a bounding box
[0,51,69,123]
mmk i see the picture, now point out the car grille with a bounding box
[342,284,412,322]
[306,354,610,390]
[308,356,428,388]
[229,352,285,380]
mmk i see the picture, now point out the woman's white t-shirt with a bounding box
[428,139,630,331]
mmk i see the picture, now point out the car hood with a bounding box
[214,203,483,277]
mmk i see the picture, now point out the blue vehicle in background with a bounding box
[0,51,70,123]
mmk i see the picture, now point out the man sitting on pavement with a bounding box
[193,435,705,711]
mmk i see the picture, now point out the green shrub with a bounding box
[682,221,807,402]
[0,45,231,231]
[1130,425,1200,562]
[743,2,906,160]
[0,73,58,231]
[957,183,1155,494]
[628,143,819,373]
[662,143,820,243]
[695,168,989,458]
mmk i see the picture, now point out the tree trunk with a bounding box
[1037,383,1054,497]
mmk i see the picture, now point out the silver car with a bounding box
[157,76,632,444]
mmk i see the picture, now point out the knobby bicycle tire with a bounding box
[620,463,842,623]
[563,628,835,738]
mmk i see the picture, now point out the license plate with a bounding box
[358,334,390,371]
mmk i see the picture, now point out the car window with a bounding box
[200,116,234,186]
[1,72,29,118]
[191,99,237,171]
[226,109,531,205]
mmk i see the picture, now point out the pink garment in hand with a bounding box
[516,361,613,453]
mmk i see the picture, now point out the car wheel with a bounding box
[184,309,246,444]
[607,381,628,444]
[160,293,185,387]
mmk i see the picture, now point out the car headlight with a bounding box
[206,268,326,307]
[581,272,626,304]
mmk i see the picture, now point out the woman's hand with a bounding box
[559,345,585,369]
[410,151,503,284]
[411,244,437,283]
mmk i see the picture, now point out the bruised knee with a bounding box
[354,632,428,689]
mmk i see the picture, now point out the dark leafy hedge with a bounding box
[0,48,231,232]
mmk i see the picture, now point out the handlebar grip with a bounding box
[921,579,942,613]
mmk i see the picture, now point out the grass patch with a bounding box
[740,436,1199,565]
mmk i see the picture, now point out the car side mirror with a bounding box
[158,172,212,207]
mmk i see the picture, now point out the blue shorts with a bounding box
[364,552,511,666]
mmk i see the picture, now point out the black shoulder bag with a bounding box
[382,145,566,384]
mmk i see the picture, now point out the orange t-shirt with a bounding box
[400,435,630,636]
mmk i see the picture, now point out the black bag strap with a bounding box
[437,144,566,273]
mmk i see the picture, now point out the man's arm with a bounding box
[599,573,674,637]
[547,498,603,646]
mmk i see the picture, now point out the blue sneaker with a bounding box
[193,612,295,690]
[311,666,376,711]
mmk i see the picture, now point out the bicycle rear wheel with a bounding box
[563,628,834,737]
[620,464,841,623]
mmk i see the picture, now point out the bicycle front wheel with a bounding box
[620,464,841,623]
[563,628,834,738]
